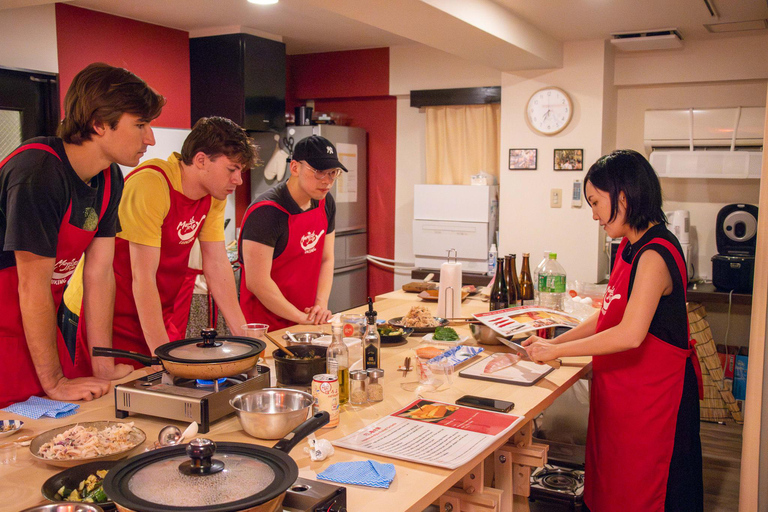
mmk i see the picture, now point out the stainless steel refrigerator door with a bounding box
[329,262,368,313]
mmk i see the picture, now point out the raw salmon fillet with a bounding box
[483,353,522,374]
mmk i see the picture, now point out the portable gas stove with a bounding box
[529,461,584,512]
[113,365,270,433]
[283,478,347,512]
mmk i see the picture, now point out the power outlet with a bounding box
[550,188,562,208]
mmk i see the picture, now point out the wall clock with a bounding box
[526,87,573,136]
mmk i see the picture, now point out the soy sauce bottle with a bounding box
[490,257,509,311]
[363,297,381,370]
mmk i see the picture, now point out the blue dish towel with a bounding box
[1,396,79,419]
[318,460,396,488]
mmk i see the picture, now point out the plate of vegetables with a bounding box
[42,460,118,509]
[422,327,469,345]
[377,324,414,344]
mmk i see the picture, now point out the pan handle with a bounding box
[272,411,330,454]
[92,347,160,367]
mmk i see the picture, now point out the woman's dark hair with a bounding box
[583,149,667,230]
[58,63,165,144]
[181,116,260,170]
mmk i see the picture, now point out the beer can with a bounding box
[312,373,339,427]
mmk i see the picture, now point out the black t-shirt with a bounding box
[240,181,335,259]
[624,223,688,349]
[0,137,124,270]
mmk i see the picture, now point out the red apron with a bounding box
[239,199,326,330]
[585,237,703,511]
[0,143,111,408]
[109,165,210,367]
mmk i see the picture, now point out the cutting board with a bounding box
[459,355,554,386]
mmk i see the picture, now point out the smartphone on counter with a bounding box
[456,395,515,413]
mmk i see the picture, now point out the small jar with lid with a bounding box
[349,370,368,405]
[367,368,384,402]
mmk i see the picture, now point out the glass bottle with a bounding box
[327,323,350,404]
[505,254,520,306]
[520,253,534,305]
[363,298,381,370]
[489,257,509,311]
[349,370,368,405]
[367,368,384,402]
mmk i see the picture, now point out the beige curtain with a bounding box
[425,103,500,184]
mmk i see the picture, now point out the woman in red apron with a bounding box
[524,150,703,511]
[0,143,111,407]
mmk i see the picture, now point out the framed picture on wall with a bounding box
[554,149,583,170]
[509,149,537,170]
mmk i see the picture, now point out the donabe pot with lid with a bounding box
[103,412,329,512]
[93,329,266,380]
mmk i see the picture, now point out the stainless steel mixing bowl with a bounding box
[230,388,314,440]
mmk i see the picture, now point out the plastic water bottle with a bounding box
[538,253,566,310]
[533,250,551,298]
[488,243,498,276]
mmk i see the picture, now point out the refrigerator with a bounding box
[249,125,368,313]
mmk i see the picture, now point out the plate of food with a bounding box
[421,326,468,345]
[41,460,119,509]
[417,289,469,302]
[30,421,146,468]
[377,324,414,344]
[0,419,23,437]
[389,305,449,333]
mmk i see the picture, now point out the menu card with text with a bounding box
[332,399,524,469]
[473,305,580,337]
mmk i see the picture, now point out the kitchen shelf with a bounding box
[687,282,752,306]
[411,268,491,287]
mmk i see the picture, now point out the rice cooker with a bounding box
[711,204,758,293]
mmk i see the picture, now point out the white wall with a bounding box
[0,4,58,73]
[390,44,501,289]
[499,40,611,283]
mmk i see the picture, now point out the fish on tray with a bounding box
[483,353,522,374]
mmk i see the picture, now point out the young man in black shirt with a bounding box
[0,63,165,408]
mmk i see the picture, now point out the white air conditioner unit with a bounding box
[644,107,765,179]
[610,29,683,51]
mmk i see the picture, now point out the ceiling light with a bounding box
[248,0,278,4]
[705,19,768,33]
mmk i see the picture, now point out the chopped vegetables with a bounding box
[378,325,404,337]
[433,327,459,341]
[55,470,109,503]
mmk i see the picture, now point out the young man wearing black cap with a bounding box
[239,135,345,329]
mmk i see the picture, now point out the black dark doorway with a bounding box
[0,67,59,158]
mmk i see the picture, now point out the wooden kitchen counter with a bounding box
[1,291,591,512]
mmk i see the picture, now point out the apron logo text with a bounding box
[52,258,80,285]
[602,285,622,314]
[177,215,206,244]
[300,229,324,254]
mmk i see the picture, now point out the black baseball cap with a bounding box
[291,135,348,172]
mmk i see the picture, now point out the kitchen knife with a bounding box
[497,337,561,369]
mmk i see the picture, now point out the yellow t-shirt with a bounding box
[63,153,225,315]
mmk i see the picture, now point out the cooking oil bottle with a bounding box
[327,323,350,404]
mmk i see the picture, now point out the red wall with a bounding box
[288,48,396,298]
[55,4,190,129]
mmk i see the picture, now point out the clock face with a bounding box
[526,87,573,136]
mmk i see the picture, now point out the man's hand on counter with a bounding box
[302,304,333,325]
[92,358,135,382]
[45,375,111,402]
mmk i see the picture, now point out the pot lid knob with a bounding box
[179,438,225,475]
[198,328,222,348]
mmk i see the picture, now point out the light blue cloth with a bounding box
[1,396,79,419]
[317,460,396,488]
